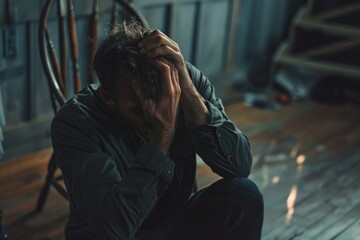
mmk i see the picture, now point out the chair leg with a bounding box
[0,208,9,239]
[35,152,57,213]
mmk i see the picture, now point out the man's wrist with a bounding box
[148,130,174,155]
[180,86,209,127]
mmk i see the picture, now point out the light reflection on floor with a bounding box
[255,141,307,225]
[286,185,298,223]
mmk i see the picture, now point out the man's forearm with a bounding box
[180,85,209,127]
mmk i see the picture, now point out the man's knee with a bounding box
[206,177,264,212]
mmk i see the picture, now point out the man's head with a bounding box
[93,19,160,101]
[93,20,162,133]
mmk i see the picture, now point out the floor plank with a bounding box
[335,218,360,240]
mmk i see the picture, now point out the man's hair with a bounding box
[93,19,160,100]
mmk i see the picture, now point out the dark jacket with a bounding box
[51,63,252,239]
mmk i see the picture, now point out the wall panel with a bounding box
[34,21,56,117]
[142,5,169,33]
[1,24,28,124]
[135,0,243,80]
[195,0,229,74]
[170,3,197,62]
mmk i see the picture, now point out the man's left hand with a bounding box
[138,30,209,127]
[137,30,193,91]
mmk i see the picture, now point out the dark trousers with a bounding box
[137,177,264,240]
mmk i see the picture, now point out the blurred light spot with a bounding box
[286,185,298,223]
[296,155,306,165]
[296,155,306,172]
[272,176,280,185]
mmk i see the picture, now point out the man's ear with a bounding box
[99,86,115,106]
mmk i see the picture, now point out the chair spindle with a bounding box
[57,0,67,96]
[88,0,99,84]
[111,1,117,30]
[46,30,66,96]
[67,0,81,93]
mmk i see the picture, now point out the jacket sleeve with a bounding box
[186,62,252,177]
[51,114,174,240]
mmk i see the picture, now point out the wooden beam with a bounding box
[274,43,360,77]
[313,3,360,21]
[296,19,360,37]
[296,38,360,58]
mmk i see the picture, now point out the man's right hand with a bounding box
[132,59,181,155]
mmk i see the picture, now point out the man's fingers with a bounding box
[142,98,155,118]
[138,30,165,48]
[173,67,179,86]
[171,66,181,97]
[152,59,173,97]
[132,78,148,103]
[138,30,179,54]
[146,46,181,64]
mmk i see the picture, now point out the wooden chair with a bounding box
[35,0,150,213]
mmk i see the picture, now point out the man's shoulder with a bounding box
[185,62,200,77]
[186,61,206,84]
[54,84,101,123]
[185,62,213,95]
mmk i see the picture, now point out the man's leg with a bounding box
[169,177,264,240]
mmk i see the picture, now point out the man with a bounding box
[51,20,264,240]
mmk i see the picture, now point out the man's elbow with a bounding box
[240,134,252,177]
[235,159,251,177]
[237,144,252,177]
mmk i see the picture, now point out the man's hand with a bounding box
[138,30,209,127]
[137,30,193,91]
[132,59,181,155]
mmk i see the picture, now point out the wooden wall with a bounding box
[0,0,243,161]
[135,0,242,77]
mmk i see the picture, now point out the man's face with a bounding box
[113,78,150,136]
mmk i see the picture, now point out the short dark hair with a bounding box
[93,19,160,100]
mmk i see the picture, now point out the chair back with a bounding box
[39,0,150,112]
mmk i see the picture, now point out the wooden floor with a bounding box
[1,100,360,240]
